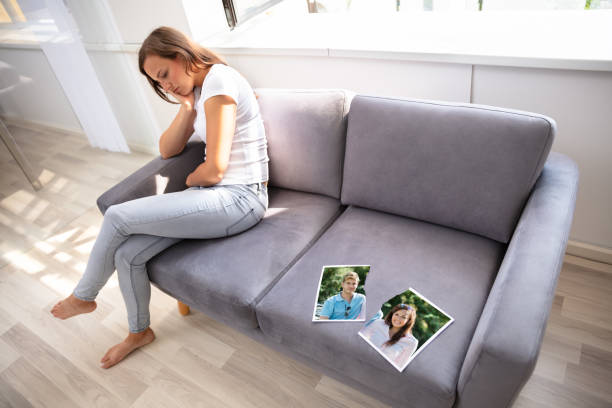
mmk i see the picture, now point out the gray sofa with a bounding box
[97,89,579,408]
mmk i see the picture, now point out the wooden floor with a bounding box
[1,122,611,408]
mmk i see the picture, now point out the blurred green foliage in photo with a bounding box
[381,289,451,350]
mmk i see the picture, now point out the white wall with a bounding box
[223,54,472,102]
[0,47,81,132]
[105,0,192,43]
[472,65,612,248]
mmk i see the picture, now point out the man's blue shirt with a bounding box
[320,292,366,320]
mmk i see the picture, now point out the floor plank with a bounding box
[1,323,124,408]
[0,357,81,408]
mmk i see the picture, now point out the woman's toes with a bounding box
[99,330,156,369]
[50,295,96,320]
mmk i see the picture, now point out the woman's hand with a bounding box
[168,89,195,110]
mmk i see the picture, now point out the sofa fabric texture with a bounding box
[256,205,506,407]
[341,95,555,243]
[456,152,579,408]
[97,142,204,214]
[255,88,355,199]
[147,188,342,330]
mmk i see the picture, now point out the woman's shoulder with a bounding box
[202,64,235,83]
[369,318,386,329]
[207,64,241,81]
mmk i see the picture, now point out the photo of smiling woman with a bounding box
[359,304,418,369]
[359,288,454,372]
[313,265,370,321]
[50,26,269,369]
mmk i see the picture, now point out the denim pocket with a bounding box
[226,208,258,237]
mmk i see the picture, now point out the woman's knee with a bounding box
[105,204,120,222]
[105,204,128,234]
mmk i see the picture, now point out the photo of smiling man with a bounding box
[313,265,370,322]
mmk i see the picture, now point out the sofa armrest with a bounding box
[456,152,579,408]
[96,141,204,214]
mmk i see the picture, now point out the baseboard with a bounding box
[1,115,158,156]
[566,240,612,266]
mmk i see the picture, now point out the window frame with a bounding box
[222,0,285,30]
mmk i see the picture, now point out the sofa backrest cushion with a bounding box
[341,95,555,243]
[255,88,355,199]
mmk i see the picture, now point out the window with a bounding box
[223,0,285,30]
[306,0,612,12]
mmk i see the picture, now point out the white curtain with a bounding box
[19,0,130,152]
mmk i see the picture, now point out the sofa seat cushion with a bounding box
[147,187,343,330]
[255,206,506,407]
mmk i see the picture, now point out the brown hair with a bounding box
[341,271,360,283]
[138,26,229,104]
[383,304,417,347]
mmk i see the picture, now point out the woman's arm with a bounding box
[159,91,196,160]
[186,94,237,186]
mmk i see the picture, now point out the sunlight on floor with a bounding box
[24,198,49,222]
[72,261,86,274]
[1,189,35,215]
[39,272,76,296]
[52,251,72,263]
[3,250,45,274]
[156,174,169,195]
[38,168,56,184]
[49,175,69,193]
[47,226,80,243]
[34,241,55,254]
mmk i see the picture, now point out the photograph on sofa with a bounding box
[312,265,370,321]
[359,288,453,372]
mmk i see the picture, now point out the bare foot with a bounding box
[100,327,156,369]
[50,294,97,319]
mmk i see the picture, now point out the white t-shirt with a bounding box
[360,318,419,369]
[192,64,269,185]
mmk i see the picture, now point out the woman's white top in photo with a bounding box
[192,64,269,185]
[360,318,419,368]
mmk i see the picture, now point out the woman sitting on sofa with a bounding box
[50,26,269,369]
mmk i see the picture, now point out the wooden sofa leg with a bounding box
[177,300,190,316]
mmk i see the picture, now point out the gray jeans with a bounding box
[73,182,268,333]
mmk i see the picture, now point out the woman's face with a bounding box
[143,54,193,96]
[341,278,358,294]
[391,309,410,328]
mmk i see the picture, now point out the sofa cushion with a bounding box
[255,206,505,408]
[254,88,355,199]
[148,187,343,330]
[341,95,555,243]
